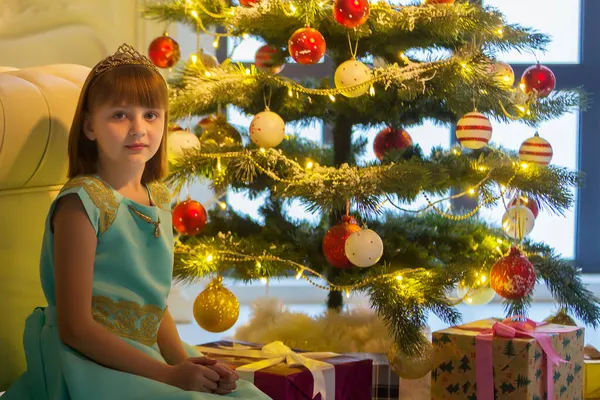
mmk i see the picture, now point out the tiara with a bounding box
[93,43,160,76]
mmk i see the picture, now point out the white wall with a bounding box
[0,0,166,68]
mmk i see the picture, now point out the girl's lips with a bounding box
[125,144,147,150]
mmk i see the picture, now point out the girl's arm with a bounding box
[157,308,189,365]
[53,194,176,385]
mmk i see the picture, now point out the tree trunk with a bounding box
[326,114,354,310]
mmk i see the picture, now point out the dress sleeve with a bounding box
[54,176,119,236]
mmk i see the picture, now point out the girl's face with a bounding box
[84,103,165,172]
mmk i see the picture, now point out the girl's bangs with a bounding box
[87,64,167,110]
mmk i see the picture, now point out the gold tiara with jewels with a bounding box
[93,43,160,76]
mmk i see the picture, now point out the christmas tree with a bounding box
[142,0,600,356]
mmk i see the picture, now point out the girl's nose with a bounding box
[129,114,147,136]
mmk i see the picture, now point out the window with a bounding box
[483,0,581,64]
[478,113,579,258]
[226,106,324,224]
[228,36,265,63]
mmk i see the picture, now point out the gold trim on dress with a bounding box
[91,296,165,346]
[147,181,172,210]
[60,176,118,235]
[128,205,161,238]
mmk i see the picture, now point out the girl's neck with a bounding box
[95,164,145,193]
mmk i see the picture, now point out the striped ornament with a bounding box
[456,111,492,149]
[519,133,553,165]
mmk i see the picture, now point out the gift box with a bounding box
[348,353,431,400]
[349,353,399,399]
[584,345,600,398]
[196,340,373,400]
[431,318,584,400]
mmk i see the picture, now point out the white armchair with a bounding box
[0,64,90,391]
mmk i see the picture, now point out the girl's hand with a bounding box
[166,359,220,392]
[188,356,239,395]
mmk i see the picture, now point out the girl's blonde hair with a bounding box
[68,49,169,183]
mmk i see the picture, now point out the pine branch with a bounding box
[173,209,600,353]
[166,54,583,127]
[527,245,600,327]
[167,140,582,218]
[143,1,548,60]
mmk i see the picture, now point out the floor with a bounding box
[176,301,600,347]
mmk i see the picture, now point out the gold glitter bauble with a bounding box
[193,277,240,333]
[387,339,433,380]
[544,308,578,326]
[197,115,242,147]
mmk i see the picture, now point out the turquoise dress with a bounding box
[4,175,271,400]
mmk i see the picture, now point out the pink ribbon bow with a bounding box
[475,316,578,400]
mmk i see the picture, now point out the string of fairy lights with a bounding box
[144,0,562,304]
[153,0,527,113]
[171,144,527,302]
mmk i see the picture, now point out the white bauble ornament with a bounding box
[167,129,200,161]
[490,61,514,87]
[519,133,553,165]
[249,110,285,148]
[502,205,535,240]
[344,228,383,267]
[456,111,492,149]
[199,52,219,69]
[457,282,496,306]
[334,59,372,98]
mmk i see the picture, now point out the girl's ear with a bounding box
[83,113,96,141]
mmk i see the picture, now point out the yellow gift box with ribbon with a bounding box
[584,345,600,398]
[195,340,373,400]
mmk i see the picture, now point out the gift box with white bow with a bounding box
[195,340,373,400]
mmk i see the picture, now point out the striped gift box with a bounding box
[349,353,399,399]
[349,353,432,400]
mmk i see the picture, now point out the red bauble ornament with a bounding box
[288,27,326,65]
[148,35,181,68]
[373,127,413,161]
[508,196,540,219]
[255,45,286,74]
[239,0,258,6]
[333,0,370,28]
[173,200,207,235]
[490,247,537,300]
[322,216,362,268]
[520,64,556,98]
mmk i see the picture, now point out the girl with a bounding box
[3,44,271,400]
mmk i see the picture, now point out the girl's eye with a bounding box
[112,112,127,120]
[145,112,159,120]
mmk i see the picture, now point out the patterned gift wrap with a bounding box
[431,319,584,400]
